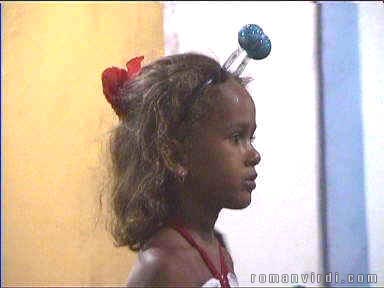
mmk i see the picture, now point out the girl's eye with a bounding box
[231,132,255,144]
[232,133,241,143]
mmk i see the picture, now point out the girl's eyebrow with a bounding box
[226,122,257,132]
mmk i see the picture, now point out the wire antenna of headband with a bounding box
[179,24,271,124]
[224,24,271,76]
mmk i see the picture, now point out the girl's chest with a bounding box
[173,249,235,287]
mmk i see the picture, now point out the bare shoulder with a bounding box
[126,247,175,287]
[126,229,195,287]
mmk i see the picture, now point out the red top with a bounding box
[169,221,230,288]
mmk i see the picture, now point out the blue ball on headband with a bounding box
[238,24,271,60]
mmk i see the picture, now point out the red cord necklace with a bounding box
[169,220,230,288]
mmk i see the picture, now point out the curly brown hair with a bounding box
[103,53,250,251]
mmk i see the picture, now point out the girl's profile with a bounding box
[101,27,269,286]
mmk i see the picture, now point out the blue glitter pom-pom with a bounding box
[238,24,271,60]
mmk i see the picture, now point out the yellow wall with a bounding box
[3,2,164,286]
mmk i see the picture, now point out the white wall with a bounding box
[358,2,384,285]
[164,2,321,286]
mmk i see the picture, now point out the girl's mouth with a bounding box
[244,180,256,192]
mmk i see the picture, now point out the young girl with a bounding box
[102,52,261,287]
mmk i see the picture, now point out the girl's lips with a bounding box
[245,172,258,181]
[244,180,256,191]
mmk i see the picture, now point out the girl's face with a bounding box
[186,78,261,209]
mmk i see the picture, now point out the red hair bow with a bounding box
[102,56,144,117]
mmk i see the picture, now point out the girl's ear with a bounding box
[161,139,188,176]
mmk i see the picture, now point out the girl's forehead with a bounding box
[208,80,256,130]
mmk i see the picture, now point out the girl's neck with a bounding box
[170,193,220,244]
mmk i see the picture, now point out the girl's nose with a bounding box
[246,148,261,166]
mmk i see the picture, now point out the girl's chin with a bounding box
[226,190,252,209]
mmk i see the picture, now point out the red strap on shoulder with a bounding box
[169,221,230,288]
[219,245,230,287]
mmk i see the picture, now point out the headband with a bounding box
[179,24,271,122]
[101,24,271,119]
